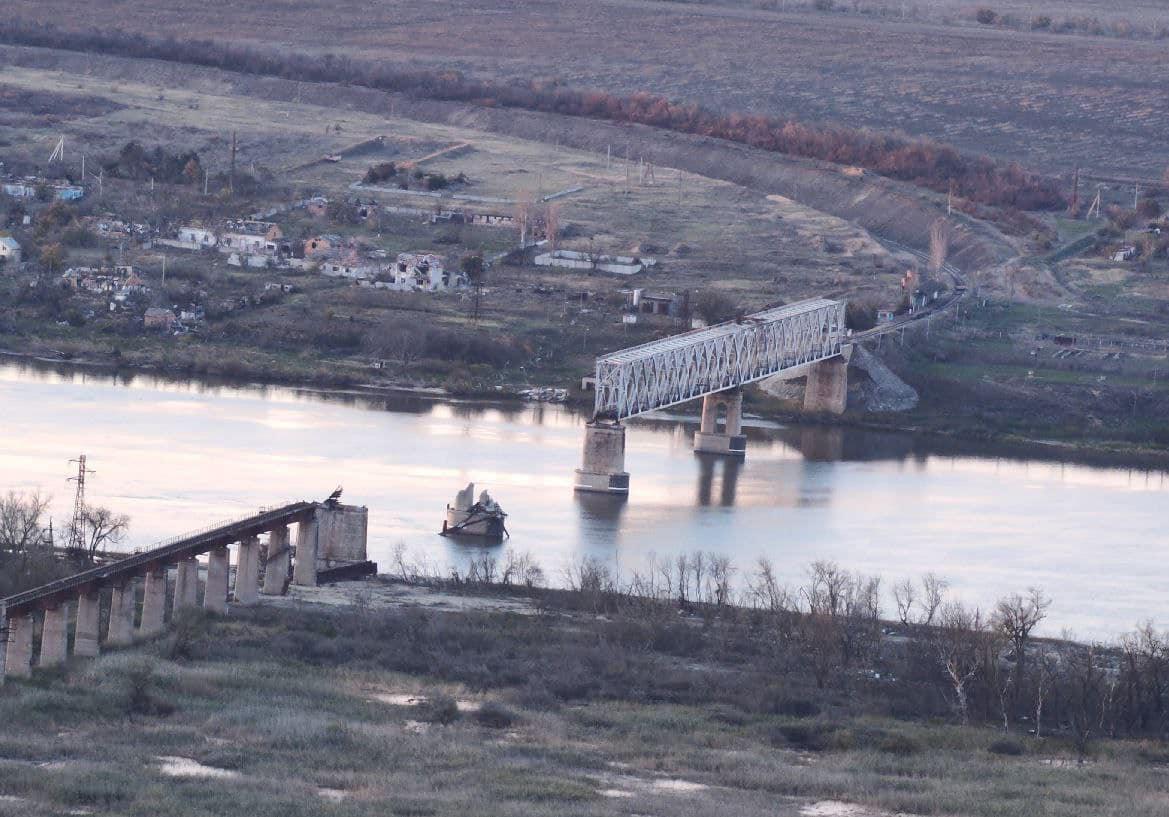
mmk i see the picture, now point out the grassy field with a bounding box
[5,0,1169,178]
[3,591,1169,817]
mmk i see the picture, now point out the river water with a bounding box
[1,360,1165,639]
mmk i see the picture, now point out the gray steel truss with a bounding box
[594,298,847,420]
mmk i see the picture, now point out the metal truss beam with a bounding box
[594,298,847,420]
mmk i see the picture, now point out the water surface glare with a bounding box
[2,361,1166,639]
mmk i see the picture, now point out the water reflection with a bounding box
[695,454,742,507]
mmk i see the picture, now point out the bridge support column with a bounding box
[74,591,100,658]
[693,388,746,456]
[262,525,291,595]
[204,547,230,614]
[106,581,136,646]
[574,420,630,494]
[4,613,33,679]
[234,537,261,604]
[39,604,69,667]
[173,558,200,613]
[803,349,851,415]
[293,517,320,587]
[139,569,167,637]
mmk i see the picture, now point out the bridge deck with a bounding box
[595,297,847,420]
[1,501,317,616]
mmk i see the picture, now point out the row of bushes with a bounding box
[0,20,1065,210]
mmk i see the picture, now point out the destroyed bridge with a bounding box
[576,298,851,494]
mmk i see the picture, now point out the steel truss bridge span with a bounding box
[594,298,847,421]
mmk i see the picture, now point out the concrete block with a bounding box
[317,505,368,563]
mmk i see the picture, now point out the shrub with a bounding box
[363,162,397,184]
[976,8,998,24]
[988,737,1026,756]
[878,732,921,755]
[774,722,854,751]
[420,694,460,725]
[475,701,518,729]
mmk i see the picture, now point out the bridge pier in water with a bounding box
[693,388,746,457]
[574,420,630,495]
[1,499,368,683]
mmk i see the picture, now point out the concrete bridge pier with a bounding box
[204,547,230,614]
[262,525,291,595]
[74,591,101,658]
[107,581,136,646]
[173,558,200,613]
[234,537,261,604]
[293,518,320,587]
[139,568,167,637]
[693,388,746,456]
[803,347,852,415]
[4,613,33,679]
[39,605,69,667]
[574,420,630,494]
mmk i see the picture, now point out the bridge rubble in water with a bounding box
[1,498,369,682]
[576,298,851,494]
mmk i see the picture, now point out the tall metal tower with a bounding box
[67,455,94,552]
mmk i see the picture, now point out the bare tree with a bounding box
[935,601,987,725]
[929,217,951,274]
[995,587,1051,695]
[893,577,916,626]
[544,203,561,250]
[77,505,129,559]
[1064,643,1106,761]
[918,572,948,625]
[1033,650,1060,739]
[0,491,52,554]
[514,190,535,247]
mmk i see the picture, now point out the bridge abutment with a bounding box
[39,605,68,667]
[803,347,851,415]
[74,591,100,658]
[574,420,630,494]
[693,388,746,456]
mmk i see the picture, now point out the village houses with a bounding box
[0,236,21,266]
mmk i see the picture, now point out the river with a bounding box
[1,359,1165,639]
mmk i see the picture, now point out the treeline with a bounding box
[104,141,203,185]
[1,20,1064,210]
[391,545,1169,750]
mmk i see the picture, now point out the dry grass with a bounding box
[4,0,1168,177]
[2,602,1169,817]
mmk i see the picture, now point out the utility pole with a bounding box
[67,455,94,553]
[229,130,237,197]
